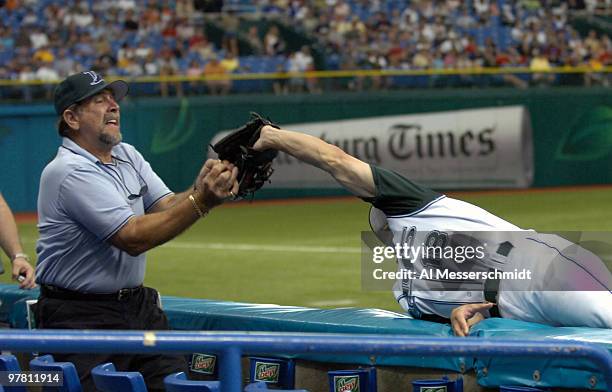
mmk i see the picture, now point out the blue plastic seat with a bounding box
[91,363,147,392]
[0,354,25,392]
[29,355,82,392]
[244,383,307,392]
[164,372,220,391]
[244,382,268,391]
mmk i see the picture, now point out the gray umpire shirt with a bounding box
[36,137,172,293]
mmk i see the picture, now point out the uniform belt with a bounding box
[418,312,451,324]
[41,284,143,302]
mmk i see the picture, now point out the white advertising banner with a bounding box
[210,106,533,189]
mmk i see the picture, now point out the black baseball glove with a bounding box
[211,112,279,199]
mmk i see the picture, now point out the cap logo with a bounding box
[83,71,104,86]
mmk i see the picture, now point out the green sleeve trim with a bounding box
[361,165,443,216]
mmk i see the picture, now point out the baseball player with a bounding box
[252,124,612,335]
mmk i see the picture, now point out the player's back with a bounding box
[387,196,526,319]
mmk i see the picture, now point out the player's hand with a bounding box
[450,302,494,337]
[11,257,36,289]
[195,159,239,208]
[252,125,277,151]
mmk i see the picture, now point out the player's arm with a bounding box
[253,125,375,198]
[110,160,238,256]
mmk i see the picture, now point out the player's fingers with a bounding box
[450,310,468,337]
[452,317,467,337]
[467,312,485,328]
[472,302,495,312]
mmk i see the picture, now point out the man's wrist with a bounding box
[11,253,30,263]
[189,192,210,218]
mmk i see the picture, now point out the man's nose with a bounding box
[108,98,119,112]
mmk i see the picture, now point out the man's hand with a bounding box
[450,302,494,337]
[11,257,36,289]
[194,159,220,191]
[195,159,239,208]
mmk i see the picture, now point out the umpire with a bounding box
[35,71,239,391]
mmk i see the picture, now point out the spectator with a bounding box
[54,49,78,78]
[190,37,216,61]
[29,27,49,50]
[264,25,286,56]
[221,10,239,57]
[176,17,195,42]
[203,56,230,95]
[529,48,555,85]
[272,62,289,95]
[220,52,239,74]
[123,9,139,31]
[143,52,160,76]
[246,25,264,55]
[176,0,195,19]
[158,47,183,97]
[134,42,153,62]
[186,59,203,94]
[33,45,55,64]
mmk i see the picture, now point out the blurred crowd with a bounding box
[274,0,611,89]
[0,0,610,99]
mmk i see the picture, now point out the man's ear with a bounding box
[63,109,79,131]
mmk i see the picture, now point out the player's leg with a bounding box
[499,233,612,328]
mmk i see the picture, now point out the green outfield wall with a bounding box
[0,87,610,211]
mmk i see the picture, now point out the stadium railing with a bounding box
[0,330,610,392]
[1,65,610,90]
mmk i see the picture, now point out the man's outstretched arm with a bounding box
[253,125,376,198]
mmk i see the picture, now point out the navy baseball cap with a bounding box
[54,71,129,115]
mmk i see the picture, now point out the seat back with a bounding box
[91,362,147,392]
[163,372,220,392]
[29,354,82,392]
[244,382,268,391]
[0,354,26,392]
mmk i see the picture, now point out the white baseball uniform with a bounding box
[364,165,612,328]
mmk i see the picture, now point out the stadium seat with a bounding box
[0,354,25,392]
[0,354,21,372]
[163,372,220,391]
[29,355,82,392]
[244,383,308,392]
[244,382,267,390]
[91,363,147,392]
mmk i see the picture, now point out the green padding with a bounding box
[162,296,466,371]
[0,284,463,370]
[0,284,38,328]
[2,283,610,386]
[470,318,611,390]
